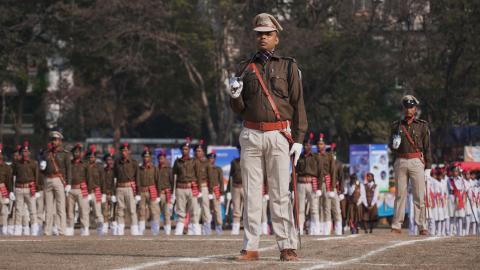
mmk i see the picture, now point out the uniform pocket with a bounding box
[270,75,288,98]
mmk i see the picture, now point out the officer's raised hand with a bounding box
[228,75,243,99]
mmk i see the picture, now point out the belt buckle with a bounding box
[259,122,265,130]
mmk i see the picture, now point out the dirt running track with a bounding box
[0,229,479,270]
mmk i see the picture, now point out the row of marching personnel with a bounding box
[418,165,479,236]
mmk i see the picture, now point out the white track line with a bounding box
[301,236,441,270]
[314,234,359,241]
[0,237,268,242]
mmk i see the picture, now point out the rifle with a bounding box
[291,156,301,249]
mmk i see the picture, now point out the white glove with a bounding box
[87,194,93,201]
[101,194,107,203]
[228,76,243,99]
[356,200,362,206]
[170,196,176,205]
[339,194,345,200]
[289,191,295,200]
[111,195,117,203]
[9,192,15,201]
[3,198,9,204]
[208,194,214,200]
[392,135,401,149]
[65,185,71,193]
[220,195,225,204]
[40,160,47,170]
[35,192,42,199]
[328,191,335,198]
[135,195,141,203]
[226,192,232,200]
[155,197,161,203]
[425,169,432,177]
[289,143,303,166]
[262,194,269,202]
[315,190,322,197]
[197,192,202,198]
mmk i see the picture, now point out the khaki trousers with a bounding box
[212,199,223,226]
[36,191,45,226]
[102,197,111,222]
[297,183,319,228]
[44,177,66,235]
[392,158,427,230]
[159,193,172,225]
[139,191,160,221]
[116,187,138,226]
[14,188,37,226]
[199,186,212,223]
[91,199,104,224]
[67,189,90,229]
[0,201,8,226]
[232,186,244,223]
[320,183,332,222]
[175,188,199,224]
[331,194,342,224]
[240,127,298,251]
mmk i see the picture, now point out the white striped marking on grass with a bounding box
[301,236,441,270]
[314,234,359,241]
[0,237,265,242]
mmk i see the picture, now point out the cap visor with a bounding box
[254,26,277,32]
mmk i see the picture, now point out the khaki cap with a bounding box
[49,131,64,140]
[252,13,283,32]
[401,95,420,108]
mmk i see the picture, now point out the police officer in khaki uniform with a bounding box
[227,154,243,235]
[86,145,105,235]
[137,147,161,235]
[11,142,40,236]
[390,95,431,235]
[157,150,173,235]
[207,151,225,235]
[193,143,214,235]
[101,148,115,235]
[316,134,337,236]
[173,141,201,235]
[113,143,141,236]
[229,13,307,261]
[66,143,92,236]
[0,145,12,235]
[43,131,71,236]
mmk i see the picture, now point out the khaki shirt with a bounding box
[158,165,173,191]
[102,167,115,195]
[71,160,91,190]
[296,153,318,177]
[389,118,432,169]
[316,152,336,188]
[227,158,242,192]
[194,158,213,188]
[12,159,39,185]
[210,166,224,194]
[87,162,102,190]
[137,164,159,189]
[0,162,12,192]
[230,53,308,143]
[173,157,197,184]
[44,149,72,183]
[114,158,139,184]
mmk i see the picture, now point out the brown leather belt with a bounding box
[16,182,34,188]
[177,182,191,189]
[117,182,133,187]
[244,120,290,131]
[298,176,315,183]
[47,173,63,178]
[233,183,242,188]
[397,152,422,159]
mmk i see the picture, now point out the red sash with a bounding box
[311,177,318,192]
[29,182,36,197]
[80,182,89,198]
[213,185,221,199]
[95,186,102,202]
[325,175,332,192]
[130,181,137,195]
[449,178,464,209]
[0,185,8,198]
[148,185,158,201]
[429,190,435,208]
[164,188,172,204]
[191,181,199,197]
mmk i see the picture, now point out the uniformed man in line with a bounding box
[43,131,70,236]
[66,143,92,236]
[0,145,12,235]
[173,140,201,235]
[86,145,105,235]
[229,13,307,261]
[36,148,47,235]
[227,149,243,235]
[330,143,344,235]
[7,145,28,235]
[101,147,115,235]
[137,147,161,235]
[207,151,225,235]
[11,142,40,236]
[316,133,337,236]
[113,142,140,236]
[157,150,173,235]
[390,95,431,235]
[296,132,321,235]
[193,143,214,235]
